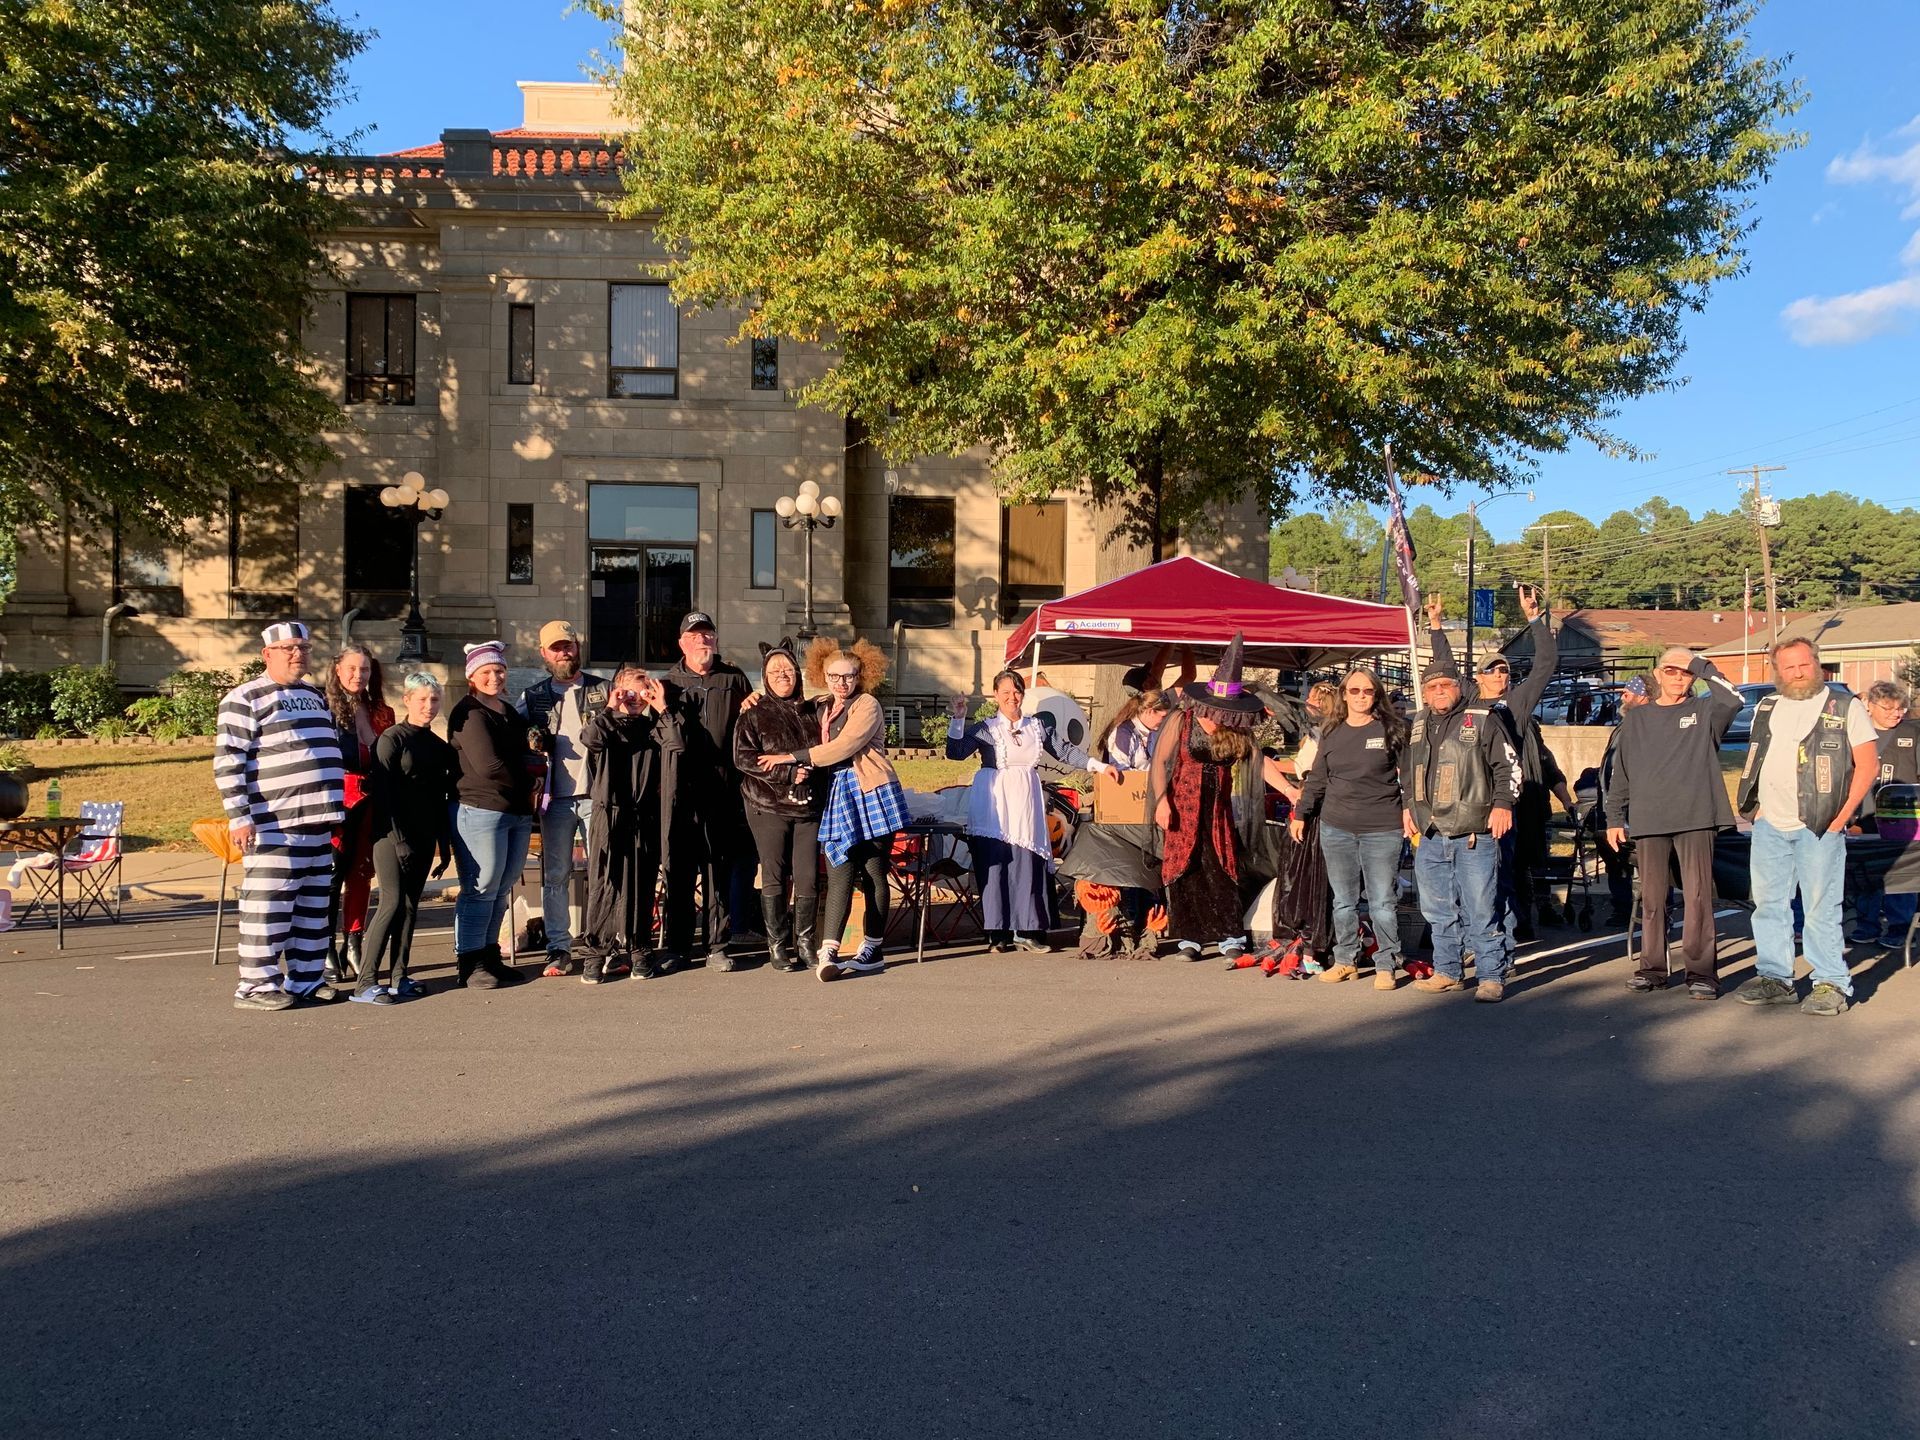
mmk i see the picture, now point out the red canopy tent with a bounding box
[1003,556,1411,673]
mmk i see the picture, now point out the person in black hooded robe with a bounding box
[733,638,825,972]
[576,663,682,983]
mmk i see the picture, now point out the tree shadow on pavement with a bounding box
[2,977,1916,1439]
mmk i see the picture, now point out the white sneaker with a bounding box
[816,948,843,982]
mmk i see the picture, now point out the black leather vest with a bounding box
[1737,690,1854,833]
[1405,704,1497,837]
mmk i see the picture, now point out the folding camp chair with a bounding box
[10,800,125,925]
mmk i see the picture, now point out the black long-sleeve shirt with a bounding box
[368,722,455,859]
[1431,614,1559,785]
[447,696,536,814]
[1605,656,1742,836]
[1295,719,1405,834]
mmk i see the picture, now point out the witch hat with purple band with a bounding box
[1183,631,1264,727]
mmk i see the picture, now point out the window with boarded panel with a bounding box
[999,500,1066,621]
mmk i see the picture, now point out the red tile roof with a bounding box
[383,127,609,160]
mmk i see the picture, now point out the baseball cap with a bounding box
[1421,662,1461,687]
[679,611,716,634]
[1478,656,1511,674]
[538,620,579,648]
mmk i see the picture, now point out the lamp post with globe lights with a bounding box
[773,480,841,637]
[379,470,450,662]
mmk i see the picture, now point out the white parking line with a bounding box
[115,948,223,961]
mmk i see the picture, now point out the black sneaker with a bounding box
[233,989,294,1011]
[581,957,604,985]
[604,954,633,979]
[841,946,886,974]
[640,951,686,980]
[542,950,580,978]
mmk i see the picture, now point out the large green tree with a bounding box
[0,0,365,534]
[599,0,1797,541]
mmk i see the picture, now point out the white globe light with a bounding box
[379,487,403,506]
[425,488,450,510]
[819,495,842,519]
[400,471,426,493]
[797,479,820,499]
[774,496,797,518]
[794,492,818,516]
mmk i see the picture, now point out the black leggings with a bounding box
[746,807,820,913]
[822,837,891,950]
[358,833,432,992]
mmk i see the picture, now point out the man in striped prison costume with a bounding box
[214,622,346,1010]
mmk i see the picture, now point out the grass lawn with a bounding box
[5,744,986,852]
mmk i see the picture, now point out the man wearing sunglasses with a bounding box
[1604,648,1744,998]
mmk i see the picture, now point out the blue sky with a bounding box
[327,2,1920,543]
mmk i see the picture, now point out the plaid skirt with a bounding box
[819,767,910,867]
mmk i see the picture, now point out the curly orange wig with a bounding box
[804,635,889,693]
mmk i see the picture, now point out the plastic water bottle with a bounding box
[45,776,61,818]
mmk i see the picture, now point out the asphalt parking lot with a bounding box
[3,902,1917,1439]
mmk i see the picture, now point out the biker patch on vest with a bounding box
[1816,755,1833,793]
[1436,762,1458,809]
[1411,718,1427,743]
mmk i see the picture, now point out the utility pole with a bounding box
[1729,465,1786,641]
[1525,523,1575,615]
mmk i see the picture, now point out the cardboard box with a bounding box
[1095,769,1149,825]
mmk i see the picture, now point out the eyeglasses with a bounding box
[1658,666,1691,676]
[266,644,310,655]
[826,672,860,683]
[1344,687,1375,697]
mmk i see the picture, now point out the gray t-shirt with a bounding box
[548,676,588,799]
[1755,691,1874,830]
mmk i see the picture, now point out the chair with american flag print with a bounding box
[9,800,126,925]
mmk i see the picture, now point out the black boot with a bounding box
[456,948,489,989]
[764,892,803,972]
[479,943,528,988]
[340,931,362,984]
[794,899,819,973]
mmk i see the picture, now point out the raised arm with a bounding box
[1507,585,1558,721]
[1693,654,1744,739]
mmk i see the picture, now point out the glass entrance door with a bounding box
[591,544,695,666]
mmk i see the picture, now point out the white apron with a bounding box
[966,715,1051,862]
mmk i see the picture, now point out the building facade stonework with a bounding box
[0,82,1265,709]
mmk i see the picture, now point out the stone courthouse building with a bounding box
[0,81,1265,705]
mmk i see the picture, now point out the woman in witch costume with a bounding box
[948,670,1121,952]
[1150,633,1264,960]
[733,639,825,973]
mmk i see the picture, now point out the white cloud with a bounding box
[1783,276,1920,346]
[1784,119,1920,346]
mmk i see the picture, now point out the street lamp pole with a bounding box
[380,470,450,662]
[775,480,842,637]
[1464,489,1533,672]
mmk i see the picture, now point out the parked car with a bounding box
[1722,681,1853,745]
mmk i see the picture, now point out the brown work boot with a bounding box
[1475,980,1506,1003]
[1373,968,1399,991]
[1316,963,1358,984]
[1413,974,1464,993]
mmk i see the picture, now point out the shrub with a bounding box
[50,665,124,735]
[33,723,60,741]
[0,671,54,737]
[0,740,29,772]
[884,721,900,747]
[972,699,997,722]
[86,716,132,741]
[124,696,176,736]
[919,713,950,748]
[163,669,234,735]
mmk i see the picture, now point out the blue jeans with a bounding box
[1751,818,1850,994]
[454,806,534,956]
[1414,831,1506,983]
[540,795,592,951]
[1319,823,1404,969]
[1853,882,1915,938]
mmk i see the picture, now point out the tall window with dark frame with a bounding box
[508,304,535,386]
[506,503,534,585]
[229,483,300,618]
[750,509,778,589]
[999,500,1067,621]
[346,293,416,405]
[113,514,185,617]
[343,485,415,619]
[608,283,679,397]
[750,337,779,391]
[887,496,956,628]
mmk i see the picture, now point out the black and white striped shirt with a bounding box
[214,677,345,832]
